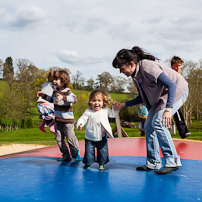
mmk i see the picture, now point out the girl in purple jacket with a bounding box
[112,46,188,174]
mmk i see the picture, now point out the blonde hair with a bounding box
[88,88,113,109]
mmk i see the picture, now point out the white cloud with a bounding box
[56,50,110,65]
[0,6,47,30]
[1,0,202,83]
[13,7,47,28]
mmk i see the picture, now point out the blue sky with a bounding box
[1,0,202,83]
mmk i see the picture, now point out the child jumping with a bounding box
[171,56,191,138]
[76,88,119,171]
[37,70,82,161]
[37,69,55,134]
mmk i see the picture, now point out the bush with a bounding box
[25,118,33,128]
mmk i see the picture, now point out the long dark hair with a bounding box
[112,46,158,69]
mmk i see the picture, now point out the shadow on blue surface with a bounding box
[0,156,201,202]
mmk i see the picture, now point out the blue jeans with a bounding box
[83,136,109,166]
[144,89,189,169]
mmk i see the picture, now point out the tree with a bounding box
[15,59,41,113]
[127,79,138,95]
[184,60,202,123]
[96,72,114,90]
[3,57,14,79]
[113,76,127,92]
[87,78,95,89]
[72,71,83,89]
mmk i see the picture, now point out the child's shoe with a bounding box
[99,165,105,171]
[39,126,47,133]
[39,120,47,133]
[75,151,82,161]
[57,156,72,161]
[50,124,55,134]
[39,120,46,133]
[83,165,90,169]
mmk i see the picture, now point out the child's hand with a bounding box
[56,93,63,102]
[77,124,82,130]
[37,91,44,97]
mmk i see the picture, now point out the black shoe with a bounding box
[155,166,179,174]
[136,165,152,171]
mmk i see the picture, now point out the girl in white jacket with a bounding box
[77,88,119,171]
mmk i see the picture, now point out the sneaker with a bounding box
[185,132,191,137]
[75,151,82,161]
[57,156,72,161]
[99,165,105,171]
[83,165,90,169]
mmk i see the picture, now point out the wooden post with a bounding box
[112,114,129,138]
[115,114,122,138]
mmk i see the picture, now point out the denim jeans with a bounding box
[144,88,189,169]
[83,136,109,166]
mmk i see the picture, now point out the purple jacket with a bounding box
[132,59,188,112]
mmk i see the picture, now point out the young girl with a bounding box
[37,70,55,134]
[37,70,82,161]
[76,88,119,171]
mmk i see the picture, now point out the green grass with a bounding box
[1,121,202,146]
[0,128,56,146]
[1,81,202,145]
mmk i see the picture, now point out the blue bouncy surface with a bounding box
[0,156,202,202]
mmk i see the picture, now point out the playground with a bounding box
[0,137,202,202]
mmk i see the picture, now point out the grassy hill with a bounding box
[0,80,202,145]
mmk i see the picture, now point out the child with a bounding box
[137,103,148,136]
[37,70,82,161]
[171,56,191,138]
[37,70,55,134]
[76,88,119,171]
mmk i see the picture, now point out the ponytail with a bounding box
[132,46,157,61]
[112,46,158,69]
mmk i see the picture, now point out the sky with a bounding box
[1,0,202,84]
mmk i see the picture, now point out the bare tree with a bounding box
[72,71,83,89]
[79,77,86,88]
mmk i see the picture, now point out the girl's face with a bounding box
[91,93,103,111]
[53,78,62,88]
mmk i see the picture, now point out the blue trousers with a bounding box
[83,136,109,166]
[144,89,189,169]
